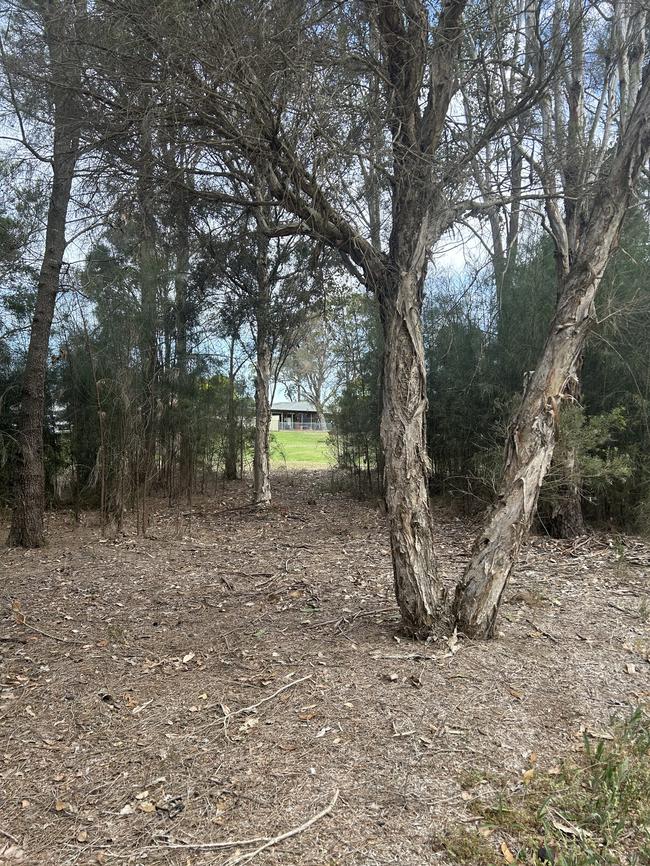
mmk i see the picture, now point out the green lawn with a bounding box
[270,430,333,468]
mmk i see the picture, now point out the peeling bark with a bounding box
[453,73,650,637]
[379,271,442,635]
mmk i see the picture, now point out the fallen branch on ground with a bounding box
[210,674,312,720]
[152,832,269,850]
[224,789,339,866]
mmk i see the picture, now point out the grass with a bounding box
[435,708,650,865]
[270,430,333,469]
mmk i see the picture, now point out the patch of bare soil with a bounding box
[1,473,648,866]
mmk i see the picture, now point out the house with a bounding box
[270,400,330,431]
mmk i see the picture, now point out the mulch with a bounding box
[1,471,648,865]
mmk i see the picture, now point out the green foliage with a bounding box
[443,709,650,865]
[329,295,383,495]
[422,223,650,529]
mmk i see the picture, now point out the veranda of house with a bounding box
[270,400,330,431]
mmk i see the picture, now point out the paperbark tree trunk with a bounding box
[8,2,81,548]
[453,75,650,637]
[378,270,442,635]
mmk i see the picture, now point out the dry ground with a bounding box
[1,472,649,866]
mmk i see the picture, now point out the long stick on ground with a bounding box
[213,674,312,720]
[152,833,269,851]
[223,789,339,866]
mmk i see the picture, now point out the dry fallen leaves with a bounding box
[0,843,25,862]
[501,841,515,863]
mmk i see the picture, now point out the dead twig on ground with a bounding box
[308,607,396,628]
[210,674,312,720]
[151,832,269,851]
[223,789,339,866]
[18,620,84,644]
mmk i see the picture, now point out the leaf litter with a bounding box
[1,471,649,864]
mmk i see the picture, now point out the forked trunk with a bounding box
[379,273,442,636]
[253,341,272,507]
[453,75,650,636]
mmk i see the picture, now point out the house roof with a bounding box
[271,401,318,413]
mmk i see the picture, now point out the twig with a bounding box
[369,652,438,661]
[223,789,339,866]
[606,601,633,616]
[308,607,397,628]
[212,674,312,720]
[528,621,559,643]
[16,618,84,645]
[152,832,269,851]
[0,828,19,844]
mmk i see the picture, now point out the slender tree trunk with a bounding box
[137,123,159,514]
[378,271,442,636]
[224,334,239,480]
[173,178,192,501]
[8,4,80,548]
[253,339,272,507]
[453,77,650,637]
[252,210,272,507]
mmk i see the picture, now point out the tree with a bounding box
[281,316,342,429]
[210,205,319,507]
[5,0,85,547]
[453,70,650,637]
[153,0,546,634]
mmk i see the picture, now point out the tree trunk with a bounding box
[253,341,272,507]
[252,210,272,507]
[8,4,80,548]
[453,75,650,637]
[224,334,239,480]
[378,272,442,636]
[137,133,159,513]
[173,178,192,502]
